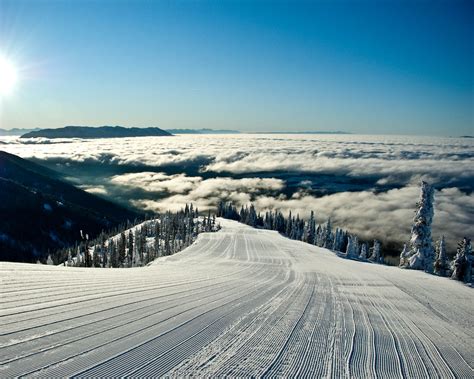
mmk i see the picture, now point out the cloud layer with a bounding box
[1,133,473,252]
[2,134,473,188]
[110,174,473,253]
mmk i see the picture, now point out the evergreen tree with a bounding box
[67,249,73,266]
[403,181,435,272]
[346,235,359,259]
[118,232,126,267]
[99,233,107,267]
[345,236,353,257]
[399,243,410,267]
[359,243,368,259]
[451,237,472,283]
[323,219,333,249]
[128,230,134,265]
[307,211,316,244]
[434,236,449,277]
[333,228,344,252]
[92,248,100,267]
[82,232,91,267]
[369,240,381,263]
[109,239,118,268]
[286,211,292,236]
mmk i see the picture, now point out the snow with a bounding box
[0,219,472,377]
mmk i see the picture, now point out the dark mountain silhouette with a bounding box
[0,151,140,262]
[20,126,172,139]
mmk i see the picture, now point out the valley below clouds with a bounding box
[2,133,473,254]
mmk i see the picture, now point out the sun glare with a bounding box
[0,56,18,96]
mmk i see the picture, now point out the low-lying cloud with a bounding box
[2,134,473,188]
[114,173,472,253]
[126,175,285,213]
[1,133,472,253]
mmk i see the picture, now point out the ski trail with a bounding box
[0,218,472,377]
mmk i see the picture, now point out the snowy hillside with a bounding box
[1,219,472,377]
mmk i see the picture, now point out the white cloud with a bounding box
[126,176,284,212]
[111,172,202,194]
[253,187,474,252]
[2,134,472,186]
[81,185,108,195]
[130,185,473,253]
[1,133,472,251]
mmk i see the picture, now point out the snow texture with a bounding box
[0,219,472,378]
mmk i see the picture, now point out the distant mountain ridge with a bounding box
[166,128,240,134]
[253,131,351,135]
[21,126,172,139]
[0,151,140,262]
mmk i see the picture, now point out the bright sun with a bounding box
[0,56,18,96]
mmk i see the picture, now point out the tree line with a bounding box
[217,180,473,285]
[51,204,219,268]
[217,201,384,264]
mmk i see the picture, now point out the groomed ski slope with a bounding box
[1,219,473,378]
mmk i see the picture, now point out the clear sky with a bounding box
[0,0,472,135]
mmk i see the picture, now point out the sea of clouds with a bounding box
[1,133,473,253]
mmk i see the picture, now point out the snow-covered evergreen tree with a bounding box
[67,249,73,266]
[333,228,344,252]
[76,245,83,266]
[307,211,316,245]
[323,219,333,249]
[369,240,381,262]
[402,181,435,273]
[451,237,472,283]
[359,243,368,259]
[46,254,54,265]
[345,236,352,256]
[127,231,134,265]
[346,235,359,259]
[92,248,100,267]
[434,236,449,277]
[104,250,110,268]
[118,232,126,267]
[109,239,118,268]
[399,243,409,267]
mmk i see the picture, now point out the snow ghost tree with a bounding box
[345,236,353,257]
[306,211,316,245]
[402,181,435,273]
[359,243,368,259]
[369,240,381,263]
[451,237,472,283]
[333,228,344,252]
[323,219,333,249]
[399,244,409,267]
[434,236,449,277]
[346,235,359,259]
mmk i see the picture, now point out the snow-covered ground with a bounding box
[1,219,472,377]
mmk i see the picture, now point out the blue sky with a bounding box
[0,0,472,135]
